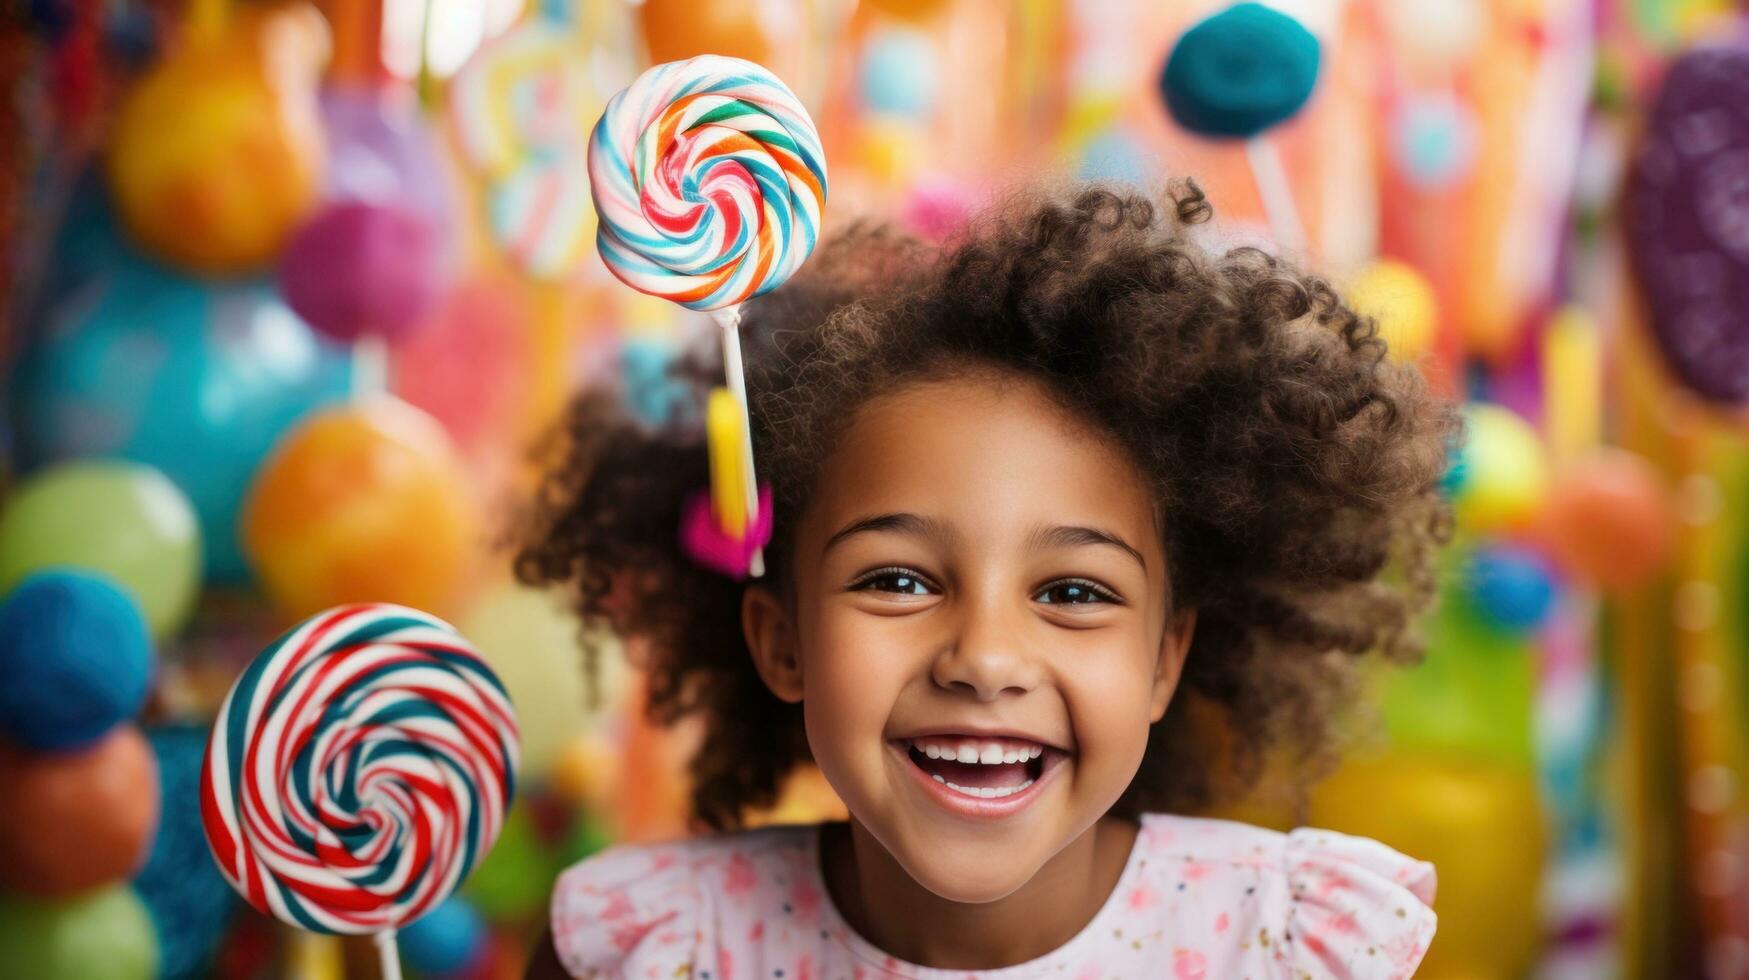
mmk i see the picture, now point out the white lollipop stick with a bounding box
[1245,137,1306,253]
[354,334,390,399]
[711,306,765,579]
[375,930,403,980]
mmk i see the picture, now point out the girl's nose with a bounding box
[929,599,1043,701]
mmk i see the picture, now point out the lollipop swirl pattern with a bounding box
[200,604,518,935]
[588,55,828,311]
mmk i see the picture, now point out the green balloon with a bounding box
[0,886,159,979]
[0,460,201,638]
[556,809,614,868]
[462,804,552,922]
[1379,571,1536,768]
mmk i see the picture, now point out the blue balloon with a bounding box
[861,29,937,117]
[12,255,355,581]
[1079,130,1150,185]
[136,726,237,980]
[1440,435,1469,496]
[1394,93,1477,189]
[0,570,152,750]
[1159,2,1321,139]
[1467,547,1559,634]
[619,340,692,428]
[401,897,485,976]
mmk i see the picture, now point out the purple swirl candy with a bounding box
[1627,30,1749,404]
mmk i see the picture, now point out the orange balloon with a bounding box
[1540,449,1675,594]
[107,4,329,275]
[0,728,160,898]
[242,398,476,622]
[862,0,953,21]
[639,0,800,70]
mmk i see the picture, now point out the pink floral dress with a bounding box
[550,813,1437,979]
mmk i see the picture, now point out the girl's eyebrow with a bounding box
[822,514,1145,571]
[1028,524,1147,572]
[823,512,957,554]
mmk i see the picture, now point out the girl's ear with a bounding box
[743,585,804,703]
[1149,607,1197,722]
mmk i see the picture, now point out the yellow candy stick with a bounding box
[707,388,749,539]
[188,0,228,43]
[1543,304,1602,464]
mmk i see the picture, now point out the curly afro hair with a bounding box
[515,181,1457,832]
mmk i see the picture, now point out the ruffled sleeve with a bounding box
[549,840,709,979]
[1281,828,1438,979]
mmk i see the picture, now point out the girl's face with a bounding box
[746,372,1195,903]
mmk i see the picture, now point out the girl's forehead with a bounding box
[801,373,1162,549]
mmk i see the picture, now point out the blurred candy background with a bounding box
[2,0,1748,977]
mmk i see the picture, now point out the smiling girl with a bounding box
[518,183,1455,978]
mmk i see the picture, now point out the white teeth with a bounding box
[939,778,1035,800]
[907,737,1050,764]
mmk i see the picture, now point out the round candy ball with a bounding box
[390,276,532,454]
[106,5,327,275]
[0,726,160,897]
[0,886,158,980]
[1078,128,1150,185]
[551,734,621,811]
[1466,547,1559,634]
[860,28,937,117]
[1540,449,1674,595]
[1452,404,1548,535]
[1392,92,1478,190]
[1159,2,1321,139]
[401,897,486,976]
[1308,753,1545,979]
[900,174,979,243]
[854,118,925,187]
[0,570,153,751]
[862,0,951,20]
[14,262,356,582]
[241,398,475,621]
[0,460,200,638]
[618,339,692,428]
[321,85,453,239]
[1347,259,1438,362]
[638,0,800,68]
[460,583,620,778]
[278,201,444,343]
[461,805,550,921]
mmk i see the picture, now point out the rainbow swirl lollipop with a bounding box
[201,603,518,954]
[587,54,828,312]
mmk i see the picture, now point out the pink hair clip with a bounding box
[681,485,773,580]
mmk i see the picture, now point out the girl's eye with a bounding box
[851,568,937,596]
[1034,579,1119,605]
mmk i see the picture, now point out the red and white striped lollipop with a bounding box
[201,604,518,973]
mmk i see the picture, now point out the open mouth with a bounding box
[897,735,1055,800]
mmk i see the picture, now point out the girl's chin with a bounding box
[892,845,1048,905]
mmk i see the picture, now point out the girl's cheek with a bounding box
[1062,643,1163,767]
